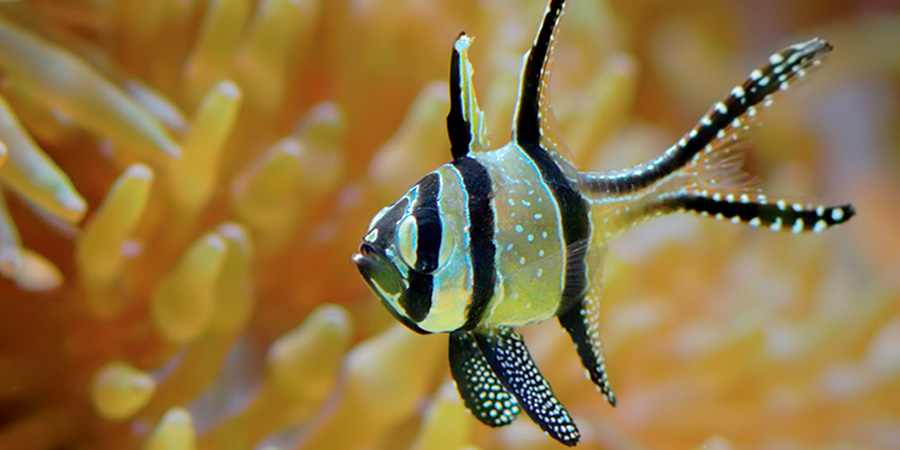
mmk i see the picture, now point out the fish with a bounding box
[352,0,855,446]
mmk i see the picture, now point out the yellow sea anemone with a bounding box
[0,1,897,449]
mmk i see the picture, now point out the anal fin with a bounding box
[558,287,617,407]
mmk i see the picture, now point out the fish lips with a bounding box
[353,243,429,334]
[353,243,403,296]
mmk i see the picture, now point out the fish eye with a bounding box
[395,210,454,273]
[396,214,419,270]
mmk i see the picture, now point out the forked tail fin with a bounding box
[582,38,854,242]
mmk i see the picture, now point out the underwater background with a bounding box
[0,0,897,449]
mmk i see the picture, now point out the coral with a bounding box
[0,0,897,449]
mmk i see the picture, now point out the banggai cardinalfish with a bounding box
[353,0,854,445]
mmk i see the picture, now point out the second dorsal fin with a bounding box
[513,0,566,150]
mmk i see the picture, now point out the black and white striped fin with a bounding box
[448,32,490,160]
[558,286,616,407]
[514,0,566,147]
[657,191,855,232]
[580,38,833,196]
[474,327,580,446]
[449,330,521,427]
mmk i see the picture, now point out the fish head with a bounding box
[353,169,471,334]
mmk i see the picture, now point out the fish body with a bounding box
[358,140,575,331]
[353,0,854,446]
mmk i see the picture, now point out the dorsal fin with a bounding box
[513,0,566,148]
[448,32,490,160]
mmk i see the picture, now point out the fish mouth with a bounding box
[352,243,403,298]
[352,243,430,335]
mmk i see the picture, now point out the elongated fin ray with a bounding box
[657,191,855,232]
[449,330,521,427]
[558,286,617,407]
[583,122,757,205]
[581,38,833,196]
[475,327,580,446]
[448,33,490,160]
[514,0,566,146]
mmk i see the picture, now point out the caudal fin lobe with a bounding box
[657,191,855,233]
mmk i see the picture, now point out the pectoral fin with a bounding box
[448,330,520,427]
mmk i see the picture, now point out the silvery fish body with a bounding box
[353,0,854,445]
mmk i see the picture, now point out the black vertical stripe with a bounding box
[452,157,496,330]
[511,0,588,313]
[448,33,473,161]
[516,99,592,313]
[413,173,442,273]
[399,173,441,322]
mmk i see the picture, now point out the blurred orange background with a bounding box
[0,0,897,449]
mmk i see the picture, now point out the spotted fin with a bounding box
[449,330,521,427]
[474,326,580,446]
[592,189,854,243]
[448,32,490,160]
[656,191,855,233]
[558,286,617,407]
